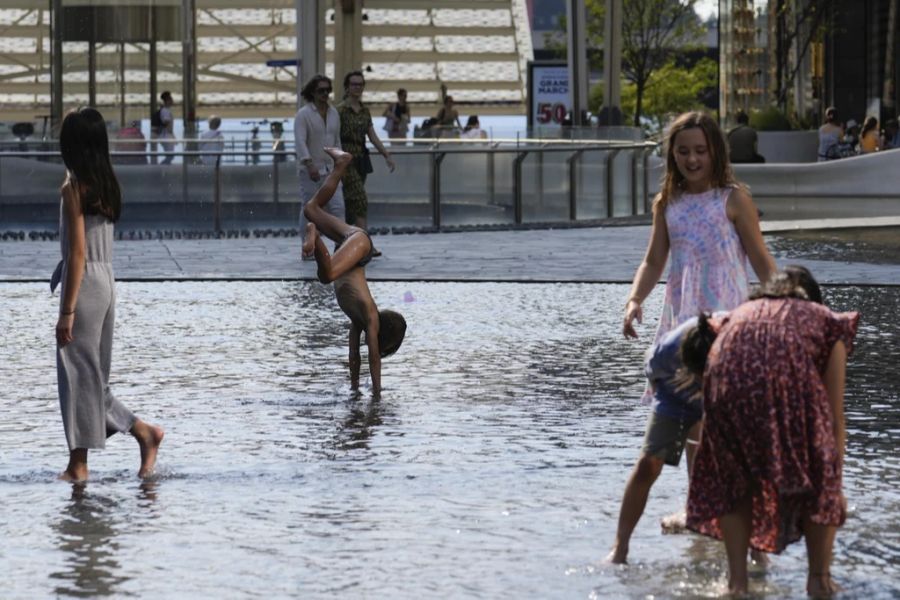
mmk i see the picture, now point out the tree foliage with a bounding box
[590,57,717,133]
[621,0,703,126]
[546,0,704,126]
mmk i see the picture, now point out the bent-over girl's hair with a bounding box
[751,264,823,305]
[682,265,824,378]
[680,312,718,378]
[378,310,407,358]
[653,111,738,216]
[59,107,122,222]
[301,74,332,103]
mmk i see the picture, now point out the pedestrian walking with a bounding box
[52,107,164,482]
[294,74,345,252]
[338,70,396,257]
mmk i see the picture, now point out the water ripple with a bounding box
[1,281,897,599]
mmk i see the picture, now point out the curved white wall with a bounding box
[648,149,900,220]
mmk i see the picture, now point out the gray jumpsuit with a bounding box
[52,208,135,450]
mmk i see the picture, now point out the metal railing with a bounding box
[0,139,658,232]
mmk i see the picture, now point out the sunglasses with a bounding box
[316,87,332,94]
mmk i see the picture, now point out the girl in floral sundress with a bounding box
[608,112,775,563]
[681,267,857,597]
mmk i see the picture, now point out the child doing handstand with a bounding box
[302,148,406,395]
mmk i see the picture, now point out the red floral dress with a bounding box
[686,297,859,553]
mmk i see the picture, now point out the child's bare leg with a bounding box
[132,419,164,479]
[662,421,703,533]
[312,227,371,284]
[606,454,664,564]
[303,149,354,242]
[804,518,840,597]
[60,448,89,482]
[720,495,753,595]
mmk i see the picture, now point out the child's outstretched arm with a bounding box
[348,323,362,389]
[623,206,670,338]
[727,187,776,284]
[824,340,848,468]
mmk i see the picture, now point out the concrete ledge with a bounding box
[761,216,900,232]
[648,149,900,220]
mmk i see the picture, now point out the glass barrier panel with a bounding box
[521,149,569,223]
[0,155,66,230]
[576,149,609,220]
[611,149,635,217]
[438,149,515,228]
[367,151,434,229]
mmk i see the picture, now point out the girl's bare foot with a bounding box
[660,509,687,533]
[324,147,353,172]
[807,573,841,598]
[133,420,164,478]
[302,223,317,258]
[60,448,88,482]
[605,544,628,564]
[727,581,749,597]
[59,467,88,482]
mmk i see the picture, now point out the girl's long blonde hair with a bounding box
[653,111,738,215]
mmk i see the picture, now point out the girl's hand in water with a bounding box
[623,299,642,338]
[56,313,75,346]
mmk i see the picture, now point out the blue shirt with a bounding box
[645,317,703,421]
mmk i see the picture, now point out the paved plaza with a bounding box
[2,218,899,285]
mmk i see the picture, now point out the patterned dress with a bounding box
[655,186,751,344]
[640,186,752,403]
[687,298,859,553]
[338,102,373,224]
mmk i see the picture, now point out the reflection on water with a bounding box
[51,485,127,598]
[0,281,898,598]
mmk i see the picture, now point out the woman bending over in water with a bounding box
[302,147,406,395]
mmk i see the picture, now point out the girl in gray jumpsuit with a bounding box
[53,107,164,482]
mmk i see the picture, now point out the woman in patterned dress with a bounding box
[338,71,396,257]
[609,112,776,564]
[682,267,858,597]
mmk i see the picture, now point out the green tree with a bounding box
[590,57,717,133]
[546,0,704,127]
[622,0,703,126]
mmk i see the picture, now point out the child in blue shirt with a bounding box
[607,316,706,564]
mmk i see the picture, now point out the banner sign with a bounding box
[527,61,570,128]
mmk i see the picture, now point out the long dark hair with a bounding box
[301,74,332,103]
[59,107,122,221]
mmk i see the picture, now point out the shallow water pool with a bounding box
[1,281,898,598]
